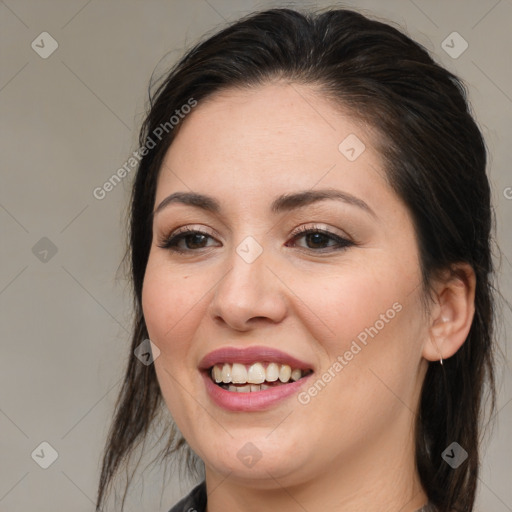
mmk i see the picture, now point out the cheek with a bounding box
[290,258,424,415]
[141,257,206,351]
[141,258,208,427]
[289,262,414,359]
[295,297,423,452]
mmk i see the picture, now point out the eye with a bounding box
[157,225,355,254]
[157,228,220,253]
[286,225,354,252]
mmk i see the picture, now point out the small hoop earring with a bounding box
[432,339,444,366]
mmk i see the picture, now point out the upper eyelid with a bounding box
[164,223,347,239]
[290,224,350,239]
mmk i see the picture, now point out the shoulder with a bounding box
[167,481,207,512]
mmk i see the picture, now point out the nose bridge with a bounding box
[219,235,270,305]
[208,234,286,328]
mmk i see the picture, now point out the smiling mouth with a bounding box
[209,362,313,392]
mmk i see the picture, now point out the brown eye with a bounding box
[287,227,354,252]
[181,233,209,249]
[303,232,331,249]
[158,229,220,253]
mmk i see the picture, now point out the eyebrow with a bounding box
[153,189,376,218]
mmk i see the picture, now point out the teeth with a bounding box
[213,365,223,383]
[210,362,309,389]
[278,364,292,383]
[266,362,279,382]
[247,362,266,384]
[227,383,272,392]
[221,363,231,383]
[231,363,248,383]
[291,369,302,381]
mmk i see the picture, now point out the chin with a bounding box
[198,434,315,487]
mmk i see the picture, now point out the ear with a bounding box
[423,263,476,363]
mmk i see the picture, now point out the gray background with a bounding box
[1,1,511,511]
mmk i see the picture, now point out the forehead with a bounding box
[156,82,390,211]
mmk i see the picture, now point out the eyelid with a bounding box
[162,224,218,240]
[290,223,352,240]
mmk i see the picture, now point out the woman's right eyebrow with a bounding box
[153,189,376,218]
[153,191,220,216]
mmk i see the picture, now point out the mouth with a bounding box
[199,346,315,407]
[209,362,314,392]
[200,347,315,411]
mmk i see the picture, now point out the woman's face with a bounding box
[142,82,430,488]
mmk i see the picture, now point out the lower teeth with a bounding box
[217,380,296,392]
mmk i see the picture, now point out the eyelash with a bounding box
[157,225,355,254]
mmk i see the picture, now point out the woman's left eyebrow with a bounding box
[153,188,376,218]
[271,189,376,218]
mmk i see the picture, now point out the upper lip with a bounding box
[198,345,313,371]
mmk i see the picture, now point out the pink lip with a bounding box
[198,345,313,370]
[201,371,313,412]
[199,345,314,412]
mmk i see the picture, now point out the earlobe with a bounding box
[423,263,476,363]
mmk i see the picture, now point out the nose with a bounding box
[207,245,287,331]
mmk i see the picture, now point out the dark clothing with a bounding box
[168,480,437,511]
[168,481,207,512]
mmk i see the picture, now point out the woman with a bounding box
[96,7,496,512]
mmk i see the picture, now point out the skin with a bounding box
[141,82,475,512]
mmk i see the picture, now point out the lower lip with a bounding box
[201,371,313,412]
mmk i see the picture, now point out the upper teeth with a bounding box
[211,362,304,384]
